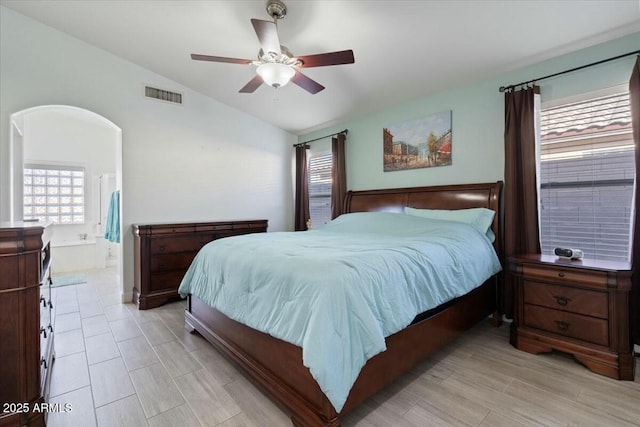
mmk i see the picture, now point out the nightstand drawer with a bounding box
[523,304,608,346]
[522,264,607,288]
[523,281,608,319]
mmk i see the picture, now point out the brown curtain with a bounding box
[294,144,310,231]
[629,56,640,345]
[331,133,347,219]
[503,85,541,318]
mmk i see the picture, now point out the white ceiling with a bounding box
[2,1,639,134]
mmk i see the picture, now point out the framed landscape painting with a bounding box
[383,110,452,171]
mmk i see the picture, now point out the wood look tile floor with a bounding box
[46,268,640,427]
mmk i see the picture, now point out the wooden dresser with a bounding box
[0,222,54,427]
[509,254,634,380]
[132,219,268,309]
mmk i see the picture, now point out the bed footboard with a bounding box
[185,296,339,426]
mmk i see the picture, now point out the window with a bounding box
[538,89,634,261]
[24,165,85,224]
[308,151,332,228]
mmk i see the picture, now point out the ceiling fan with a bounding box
[191,0,355,94]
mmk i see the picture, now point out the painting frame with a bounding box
[383,110,452,172]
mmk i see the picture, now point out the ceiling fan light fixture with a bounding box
[256,62,295,88]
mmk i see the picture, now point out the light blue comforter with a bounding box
[178,212,501,412]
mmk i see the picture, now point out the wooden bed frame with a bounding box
[185,181,504,426]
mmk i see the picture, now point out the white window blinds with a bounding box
[308,151,332,228]
[538,90,634,261]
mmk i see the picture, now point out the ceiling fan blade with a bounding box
[297,50,355,68]
[251,19,281,56]
[291,71,325,94]
[239,75,264,93]
[191,54,253,64]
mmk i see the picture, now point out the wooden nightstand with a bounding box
[509,254,635,380]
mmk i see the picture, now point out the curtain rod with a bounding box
[294,129,348,147]
[498,50,640,93]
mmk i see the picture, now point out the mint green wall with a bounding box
[300,32,640,191]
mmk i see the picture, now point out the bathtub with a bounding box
[51,236,116,273]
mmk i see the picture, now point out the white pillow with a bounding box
[404,206,496,242]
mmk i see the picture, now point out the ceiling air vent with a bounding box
[144,86,182,104]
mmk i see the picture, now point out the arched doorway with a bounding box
[10,105,124,296]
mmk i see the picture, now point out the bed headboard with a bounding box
[343,181,504,258]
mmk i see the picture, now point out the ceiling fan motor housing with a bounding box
[266,0,287,20]
[257,46,301,67]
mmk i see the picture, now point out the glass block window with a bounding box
[24,165,85,224]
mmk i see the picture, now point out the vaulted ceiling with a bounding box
[2,0,639,134]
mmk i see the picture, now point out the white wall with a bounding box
[0,7,296,300]
[299,32,640,192]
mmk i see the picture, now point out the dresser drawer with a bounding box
[39,288,51,328]
[149,270,188,293]
[522,264,607,288]
[40,323,52,361]
[216,229,261,239]
[523,304,608,346]
[523,281,608,319]
[150,235,214,254]
[150,252,198,272]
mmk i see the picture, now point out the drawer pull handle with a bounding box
[158,244,167,252]
[48,301,53,309]
[48,325,54,333]
[557,272,565,278]
[555,320,570,331]
[40,327,47,338]
[40,296,46,308]
[554,296,571,306]
[41,358,47,369]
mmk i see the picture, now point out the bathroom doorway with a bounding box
[9,105,124,298]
